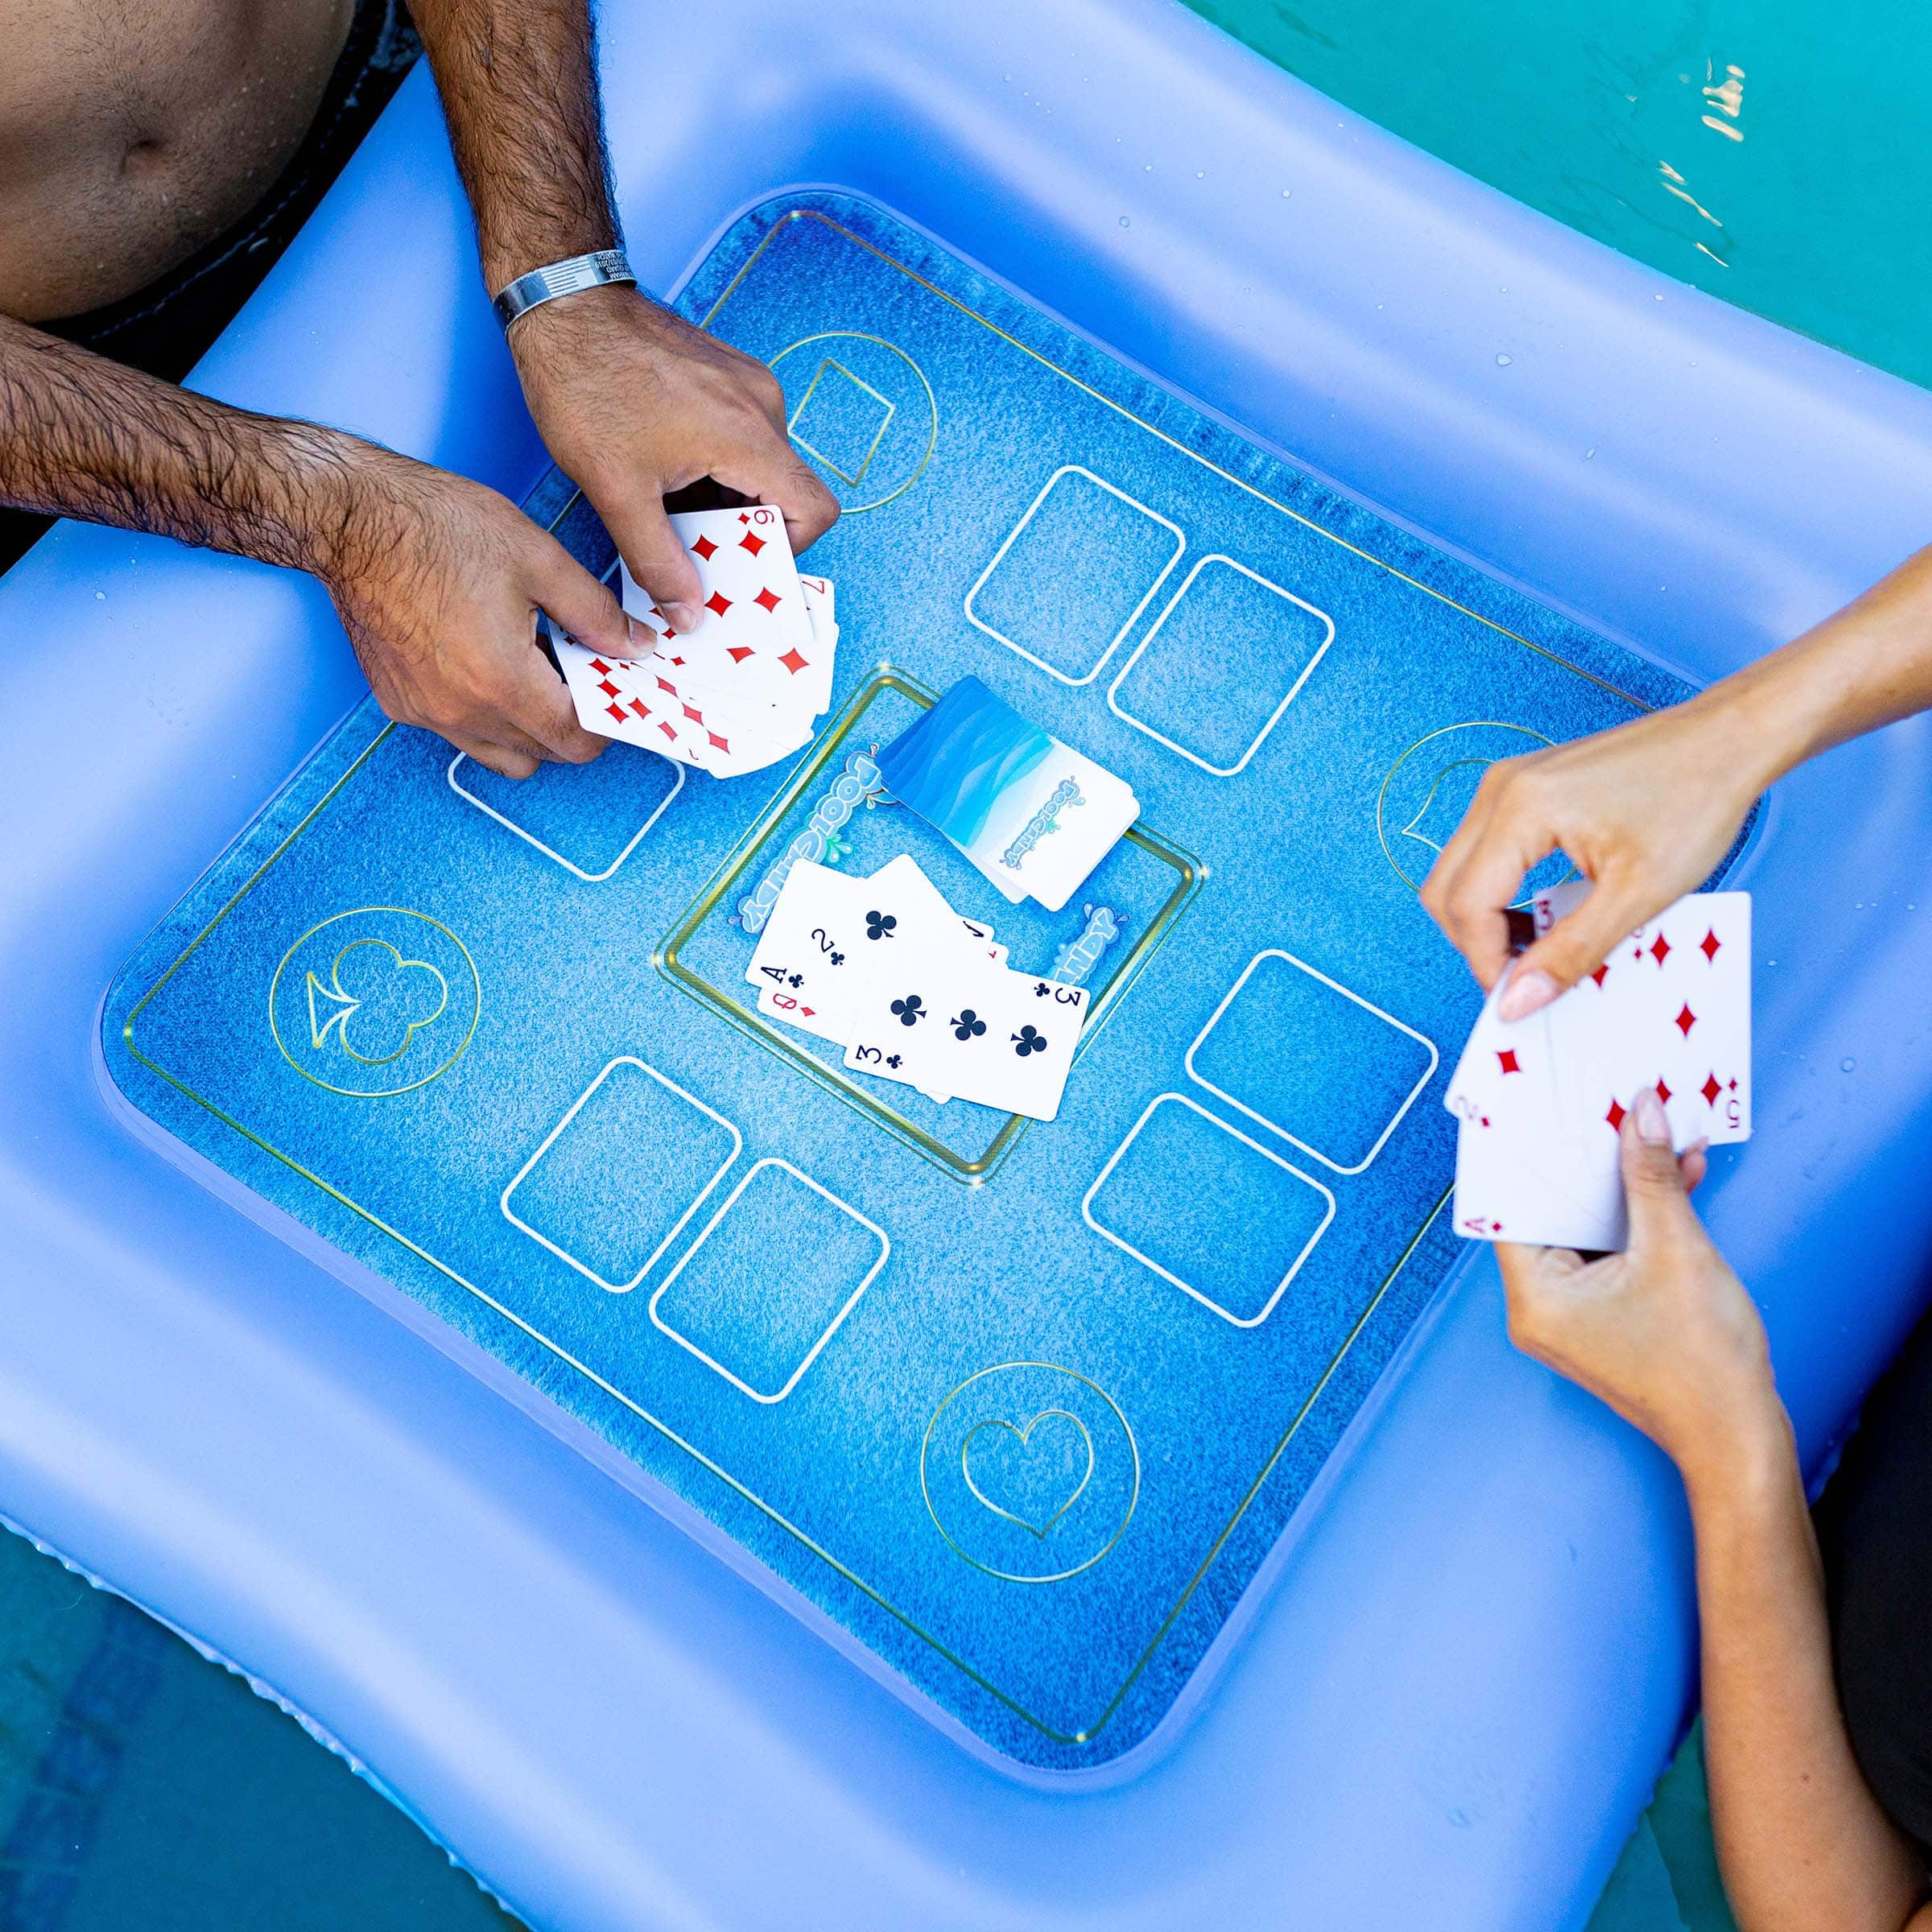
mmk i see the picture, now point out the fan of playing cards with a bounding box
[547,505,837,779]
[746,854,1092,1122]
[1448,881,1752,1252]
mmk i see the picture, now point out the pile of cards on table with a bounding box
[745,855,1092,1122]
[548,504,837,779]
[1447,881,1752,1253]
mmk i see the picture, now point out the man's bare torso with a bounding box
[0,0,353,323]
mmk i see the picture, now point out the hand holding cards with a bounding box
[1449,883,1752,1251]
[549,506,837,778]
[745,855,1088,1121]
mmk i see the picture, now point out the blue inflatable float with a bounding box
[6,1,1932,1926]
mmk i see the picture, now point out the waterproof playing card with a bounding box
[1448,886,1752,1251]
[964,740,1140,912]
[1531,883,1752,1149]
[844,943,1090,1122]
[745,859,869,1042]
[619,507,828,741]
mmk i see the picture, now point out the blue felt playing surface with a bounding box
[102,192,1719,1771]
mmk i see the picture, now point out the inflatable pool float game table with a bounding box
[103,192,1723,1770]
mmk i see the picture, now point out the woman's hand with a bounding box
[1496,1088,1785,1483]
[1422,696,1768,1020]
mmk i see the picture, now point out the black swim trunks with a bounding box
[1817,1303,1932,1857]
[0,0,420,572]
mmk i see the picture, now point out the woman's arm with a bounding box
[1424,543,1932,1014]
[1499,1092,1930,1932]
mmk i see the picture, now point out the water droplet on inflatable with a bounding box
[1584,448,1596,458]
[1280,188,1292,198]
[1496,353,1513,366]
[1841,1058,1856,1074]
[1119,215,1131,228]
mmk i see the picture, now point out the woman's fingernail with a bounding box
[1497,968,1558,1022]
[663,600,700,634]
[1634,1088,1670,1143]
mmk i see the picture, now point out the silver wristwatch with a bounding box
[492,248,636,329]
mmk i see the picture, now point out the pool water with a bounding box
[0,1529,522,1931]
[1189,0,1932,394]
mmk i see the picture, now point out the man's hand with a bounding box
[508,285,838,633]
[317,446,644,779]
[1420,696,1765,1019]
[1496,1088,1782,1480]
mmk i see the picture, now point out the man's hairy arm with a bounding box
[0,315,635,776]
[408,0,836,626]
[0,313,361,568]
[405,0,617,296]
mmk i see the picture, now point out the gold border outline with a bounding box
[120,694,1449,1756]
[116,200,1589,1752]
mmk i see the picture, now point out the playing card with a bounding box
[934,964,1092,1120]
[967,740,1141,911]
[1453,1100,1625,1250]
[619,507,829,741]
[1532,883,1752,1149]
[547,620,808,778]
[840,913,961,1102]
[875,678,1139,913]
[599,648,807,779]
[844,939,1091,1122]
[752,856,984,1082]
[744,859,869,1042]
[1448,886,1752,1253]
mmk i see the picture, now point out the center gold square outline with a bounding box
[656,665,1203,1184]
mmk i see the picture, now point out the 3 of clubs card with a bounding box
[842,937,1090,1121]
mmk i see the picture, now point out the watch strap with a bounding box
[493,249,636,329]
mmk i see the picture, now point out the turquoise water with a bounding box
[1191,0,1932,394]
[0,1530,522,1930]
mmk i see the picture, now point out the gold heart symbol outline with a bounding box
[960,1408,1094,1540]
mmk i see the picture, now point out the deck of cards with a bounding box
[745,854,1092,1121]
[1447,881,1752,1252]
[549,505,838,779]
[875,678,1139,913]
